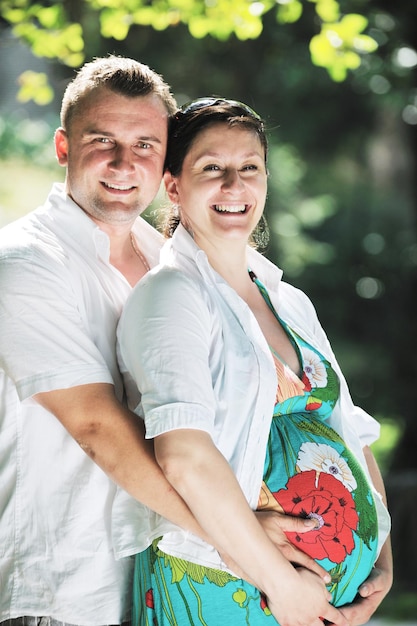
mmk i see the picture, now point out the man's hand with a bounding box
[255,510,331,583]
[333,447,393,625]
[267,567,348,626]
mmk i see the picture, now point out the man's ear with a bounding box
[55,128,69,166]
[163,171,180,203]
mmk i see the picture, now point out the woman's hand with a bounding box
[333,448,393,625]
[255,510,331,583]
[336,544,393,626]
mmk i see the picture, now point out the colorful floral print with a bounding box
[302,348,328,388]
[255,270,379,607]
[296,442,357,491]
[273,469,359,564]
[133,541,271,625]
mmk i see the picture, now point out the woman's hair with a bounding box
[60,54,177,131]
[162,97,269,240]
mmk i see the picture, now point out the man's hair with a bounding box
[60,55,177,131]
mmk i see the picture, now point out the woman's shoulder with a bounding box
[119,263,214,347]
[138,263,205,294]
[123,263,210,320]
[279,279,314,306]
[275,279,320,329]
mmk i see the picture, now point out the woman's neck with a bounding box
[198,236,255,300]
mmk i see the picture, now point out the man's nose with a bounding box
[109,145,135,172]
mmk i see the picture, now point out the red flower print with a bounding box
[260,592,272,616]
[145,588,154,609]
[302,371,312,391]
[273,470,359,564]
[306,398,322,411]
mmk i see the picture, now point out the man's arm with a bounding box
[35,381,336,583]
[35,382,209,540]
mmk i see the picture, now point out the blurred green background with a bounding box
[1,0,416,620]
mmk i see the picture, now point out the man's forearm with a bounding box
[35,383,210,541]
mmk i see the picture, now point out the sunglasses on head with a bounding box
[179,97,262,121]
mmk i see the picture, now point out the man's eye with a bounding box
[242,164,258,171]
[203,164,220,171]
[137,142,151,149]
[95,137,112,144]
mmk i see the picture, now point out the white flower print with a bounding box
[302,347,328,388]
[296,442,357,491]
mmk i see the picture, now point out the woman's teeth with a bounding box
[214,204,246,213]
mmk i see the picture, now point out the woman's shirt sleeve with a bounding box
[117,267,217,439]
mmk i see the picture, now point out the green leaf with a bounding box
[341,448,378,548]
[161,551,238,586]
[17,70,54,105]
[309,31,335,66]
[297,418,345,445]
[100,8,131,39]
[276,0,303,25]
[308,364,340,404]
[339,12,368,35]
[1,7,26,24]
[36,5,63,29]
[188,14,210,38]
[353,34,378,54]
[313,0,340,23]
[235,15,264,40]
[0,0,379,85]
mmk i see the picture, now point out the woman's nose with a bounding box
[221,169,244,192]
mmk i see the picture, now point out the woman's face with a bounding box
[164,123,267,250]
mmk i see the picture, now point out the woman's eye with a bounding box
[203,164,220,171]
[242,164,258,171]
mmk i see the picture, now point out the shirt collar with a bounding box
[131,214,164,269]
[46,183,163,266]
[161,223,284,292]
[45,183,109,261]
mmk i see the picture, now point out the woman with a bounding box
[116,98,392,625]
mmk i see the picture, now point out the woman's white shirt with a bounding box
[114,224,390,570]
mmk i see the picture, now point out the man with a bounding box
[0,55,201,625]
[0,55,390,626]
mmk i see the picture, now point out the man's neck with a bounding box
[94,219,149,287]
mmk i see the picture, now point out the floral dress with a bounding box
[132,276,379,626]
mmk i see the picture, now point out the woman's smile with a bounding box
[212,203,248,213]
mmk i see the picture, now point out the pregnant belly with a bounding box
[258,417,379,607]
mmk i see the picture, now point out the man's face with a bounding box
[55,86,169,228]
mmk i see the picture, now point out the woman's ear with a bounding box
[164,171,180,203]
[55,128,69,166]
